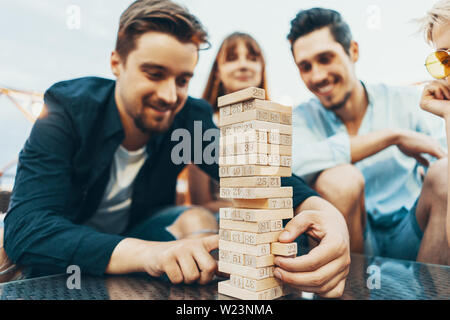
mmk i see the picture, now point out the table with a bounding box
[0,254,448,300]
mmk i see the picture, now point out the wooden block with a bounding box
[220,176,281,188]
[220,208,244,220]
[220,120,292,136]
[219,229,281,245]
[219,154,268,166]
[230,102,243,114]
[218,280,288,300]
[242,276,282,292]
[220,187,293,199]
[219,142,292,156]
[243,231,282,245]
[268,154,281,166]
[219,99,292,126]
[219,109,279,127]
[220,219,275,233]
[230,230,244,243]
[219,240,271,256]
[219,249,244,265]
[242,99,292,114]
[270,220,283,232]
[280,112,292,125]
[219,229,231,241]
[280,155,292,167]
[271,242,298,256]
[268,131,280,144]
[220,130,268,145]
[280,134,292,146]
[220,208,293,222]
[243,254,274,267]
[219,165,292,177]
[230,274,244,288]
[232,197,293,209]
[218,261,274,280]
[218,87,265,107]
[219,106,231,118]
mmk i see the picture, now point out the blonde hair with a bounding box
[420,0,450,44]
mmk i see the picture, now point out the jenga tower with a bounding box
[216,87,296,300]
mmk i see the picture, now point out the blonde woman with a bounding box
[419,0,450,247]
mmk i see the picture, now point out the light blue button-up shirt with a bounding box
[292,83,447,227]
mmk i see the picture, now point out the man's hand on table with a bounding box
[273,196,351,298]
[106,235,219,285]
[144,235,219,285]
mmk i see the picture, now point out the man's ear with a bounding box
[349,40,359,63]
[110,51,122,78]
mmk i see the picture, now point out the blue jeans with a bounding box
[364,199,423,261]
[123,205,191,241]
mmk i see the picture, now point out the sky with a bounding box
[0,0,440,187]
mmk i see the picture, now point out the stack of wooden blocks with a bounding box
[217,87,297,300]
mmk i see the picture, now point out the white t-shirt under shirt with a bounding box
[84,145,147,234]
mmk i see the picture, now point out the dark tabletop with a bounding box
[0,254,448,300]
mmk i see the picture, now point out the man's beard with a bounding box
[133,111,174,134]
[327,91,352,111]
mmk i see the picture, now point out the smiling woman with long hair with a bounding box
[187,32,269,213]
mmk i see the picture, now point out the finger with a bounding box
[435,88,444,100]
[193,246,217,285]
[429,145,447,159]
[439,82,450,100]
[318,278,347,299]
[275,234,345,272]
[177,254,200,284]
[414,155,430,167]
[164,259,184,284]
[282,269,348,298]
[278,211,315,243]
[421,142,446,159]
[274,248,349,286]
[201,234,219,252]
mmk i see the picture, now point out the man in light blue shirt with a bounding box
[288,7,449,264]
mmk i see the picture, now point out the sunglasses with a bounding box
[425,49,450,79]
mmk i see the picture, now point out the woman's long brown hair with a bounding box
[202,32,269,113]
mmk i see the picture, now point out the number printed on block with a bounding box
[268,131,280,144]
[271,242,298,256]
[219,249,230,263]
[219,229,231,241]
[280,156,292,167]
[270,220,283,232]
[269,198,293,209]
[218,261,274,280]
[280,134,292,146]
[231,252,244,265]
[230,274,244,288]
[243,254,274,268]
[220,106,231,118]
[230,230,244,243]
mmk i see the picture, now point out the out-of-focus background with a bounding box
[0,0,439,190]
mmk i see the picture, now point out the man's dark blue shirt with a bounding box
[4,77,318,276]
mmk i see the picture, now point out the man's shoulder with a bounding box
[366,82,422,105]
[292,97,327,125]
[44,77,115,112]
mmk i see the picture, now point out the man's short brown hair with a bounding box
[115,0,209,63]
[419,0,450,44]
